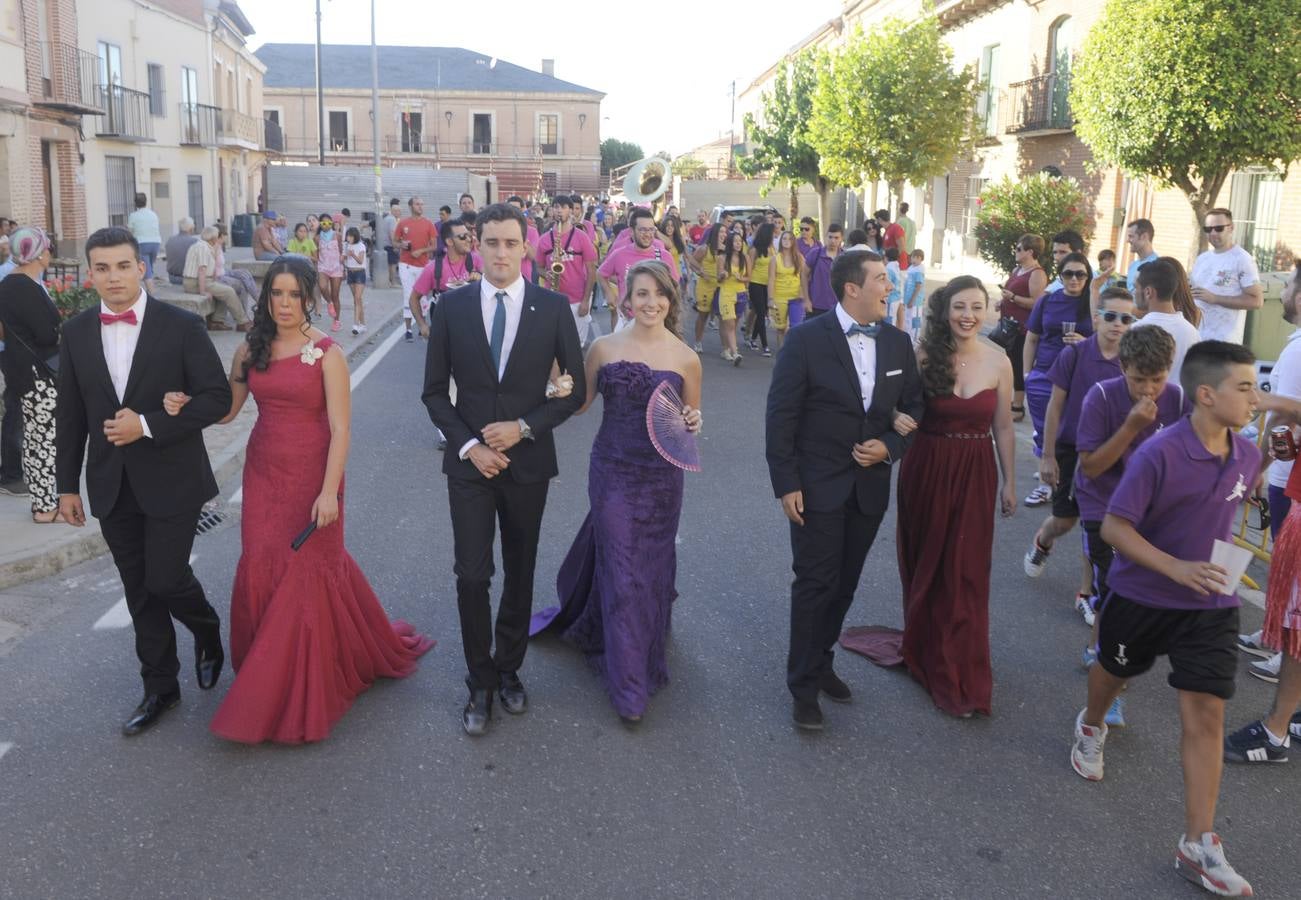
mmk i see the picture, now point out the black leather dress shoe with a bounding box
[793,697,824,731]
[196,642,225,691]
[820,670,852,704]
[122,691,181,737]
[499,671,528,715]
[463,688,492,736]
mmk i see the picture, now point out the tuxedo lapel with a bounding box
[500,284,540,386]
[458,290,497,383]
[78,310,119,407]
[822,311,864,410]
[121,299,165,402]
[867,326,896,416]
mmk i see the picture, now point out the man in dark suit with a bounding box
[422,203,585,736]
[56,227,232,736]
[766,250,925,731]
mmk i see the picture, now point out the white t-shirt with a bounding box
[1131,310,1202,384]
[1268,328,1301,488]
[1190,244,1259,343]
[343,240,366,270]
[127,208,162,244]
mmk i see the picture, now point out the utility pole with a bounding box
[314,0,325,165]
[370,0,383,282]
[728,79,736,176]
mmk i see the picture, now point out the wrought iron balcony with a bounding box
[32,42,105,114]
[94,84,154,142]
[1004,73,1074,136]
[218,109,263,149]
[179,103,218,146]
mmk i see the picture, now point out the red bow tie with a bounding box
[100,309,138,326]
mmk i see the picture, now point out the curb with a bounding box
[0,307,403,592]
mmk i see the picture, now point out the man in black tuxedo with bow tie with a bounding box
[422,203,585,736]
[56,227,231,736]
[766,250,925,731]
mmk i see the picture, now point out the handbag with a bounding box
[6,326,58,378]
[987,314,1022,350]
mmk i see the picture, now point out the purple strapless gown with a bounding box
[530,361,685,718]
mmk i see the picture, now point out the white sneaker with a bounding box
[1236,630,1272,659]
[720,349,734,361]
[351,325,361,335]
[1249,652,1282,684]
[1071,709,1107,781]
[1074,593,1096,627]
[1175,833,1254,897]
[693,342,703,353]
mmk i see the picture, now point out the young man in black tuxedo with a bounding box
[422,203,585,735]
[765,250,925,731]
[56,227,232,736]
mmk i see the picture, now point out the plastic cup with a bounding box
[1210,539,1253,594]
[1061,320,1076,337]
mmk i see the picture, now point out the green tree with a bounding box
[810,18,975,208]
[672,155,708,180]
[1072,0,1301,256]
[738,50,832,225]
[600,138,644,172]
[972,174,1094,276]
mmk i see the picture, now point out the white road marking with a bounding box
[0,742,13,761]
[227,325,405,506]
[94,554,198,630]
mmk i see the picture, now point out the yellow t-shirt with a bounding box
[750,252,771,287]
[718,257,746,299]
[772,254,801,300]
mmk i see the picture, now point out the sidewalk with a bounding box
[0,284,405,590]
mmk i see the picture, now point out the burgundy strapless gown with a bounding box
[210,337,433,744]
[530,361,685,719]
[841,389,998,717]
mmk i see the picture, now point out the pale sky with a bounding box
[241,0,844,156]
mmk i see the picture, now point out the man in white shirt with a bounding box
[1124,218,1158,292]
[183,227,248,332]
[1190,207,1262,343]
[1132,258,1202,383]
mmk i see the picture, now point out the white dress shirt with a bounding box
[835,302,877,412]
[458,276,527,460]
[100,290,152,438]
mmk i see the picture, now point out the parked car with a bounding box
[709,205,778,226]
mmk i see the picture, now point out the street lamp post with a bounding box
[370,0,382,275]
[314,0,325,165]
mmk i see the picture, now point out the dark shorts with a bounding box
[346,269,366,285]
[1096,592,1239,699]
[1051,442,1079,519]
[1080,521,1114,609]
[385,246,399,265]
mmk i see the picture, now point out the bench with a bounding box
[153,283,214,318]
[229,259,273,283]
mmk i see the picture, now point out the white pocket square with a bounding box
[886,369,903,377]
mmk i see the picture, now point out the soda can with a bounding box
[1270,425,1296,461]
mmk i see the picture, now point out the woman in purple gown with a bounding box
[531,261,702,723]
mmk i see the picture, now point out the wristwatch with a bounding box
[517,418,534,441]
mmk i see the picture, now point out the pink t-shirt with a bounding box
[598,240,673,302]
[412,251,484,296]
[536,225,597,304]
[522,223,539,280]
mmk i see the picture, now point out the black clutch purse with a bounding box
[987,315,1022,350]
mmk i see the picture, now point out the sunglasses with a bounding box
[1060,269,1089,279]
[1099,311,1136,324]
[800,226,812,232]
[1202,224,1229,234]
[451,233,470,241]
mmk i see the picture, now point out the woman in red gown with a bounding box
[167,256,432,743]
[843,276,1017,716]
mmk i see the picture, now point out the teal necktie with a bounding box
[490,290,507,374]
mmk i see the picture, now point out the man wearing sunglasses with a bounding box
[1190,208,1262,344]
[410,217,483,340]
[797,216,820,261]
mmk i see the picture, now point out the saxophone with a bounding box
[548,224,566,291]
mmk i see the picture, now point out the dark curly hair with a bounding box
[238,255,318,382]
[920,275,989,397]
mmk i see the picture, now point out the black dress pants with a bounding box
[787,489,883,701]
[447,474,550,690]
[98,472,221,695]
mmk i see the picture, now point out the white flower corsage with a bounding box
[300,341,324,366]
[546,373,574,398]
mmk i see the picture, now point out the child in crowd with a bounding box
[343,226,367,336]
[1072,325,1185,726]
[1072,340,1262,898]
[903,249,926,340]
[1024,288,1136,626]
[884,246,903,329]
[287,223,316,261]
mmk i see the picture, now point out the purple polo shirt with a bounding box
[805,246,839,311]
[1073,376,1187,522]
[1045,336,1122,446]
[1027,289,1093,372]
[798,237,821,263]
[1105,418,1262,610]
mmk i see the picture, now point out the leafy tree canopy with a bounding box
[601,138,644,172]
[739,50,824,194]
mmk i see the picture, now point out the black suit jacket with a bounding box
[421,281,585,483]
[765,309,925,513]
[55,299,232,518]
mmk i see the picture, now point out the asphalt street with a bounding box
[0,316,1294,900]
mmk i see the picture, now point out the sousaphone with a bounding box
[622,155,672,205]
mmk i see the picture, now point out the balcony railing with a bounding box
[218,109,263,148]
[1004,72,1073,135]
[31,42,104,114]
[179,102,218,146]
[264,118,284,153]
[94,84,154,142]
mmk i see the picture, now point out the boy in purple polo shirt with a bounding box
[1024,288,1135,625]
[1071,341,1262,898]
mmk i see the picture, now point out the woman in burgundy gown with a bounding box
[530,261,702,724]
[167,256,432,744]
[843,276,1017,716]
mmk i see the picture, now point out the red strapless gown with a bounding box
[210,337,433,744]
[841,389,998,717]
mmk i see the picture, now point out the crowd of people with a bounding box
[0,185,1297,897]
